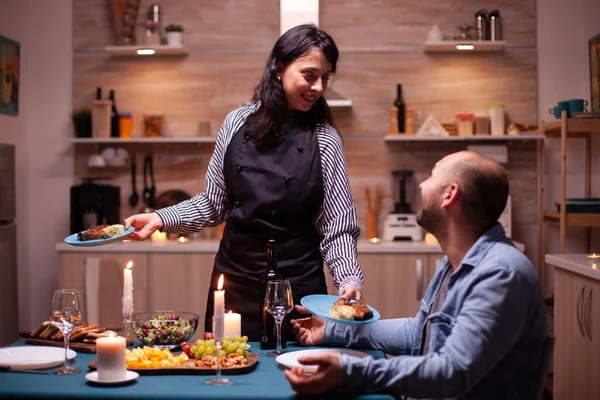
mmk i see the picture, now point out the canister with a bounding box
[119,112,132,138]
[144,114,164,137]
[91,100,112,138]
[489,104,505,136]
[456,113,475,136]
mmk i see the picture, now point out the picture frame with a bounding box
[590,33,600,112]
[0,35,20,116]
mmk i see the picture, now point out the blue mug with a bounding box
[568,98,588,113]
[549,106,562,119]
[557,101,570,118]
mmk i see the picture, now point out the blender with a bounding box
[383,170,424,241]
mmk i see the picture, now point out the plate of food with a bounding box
[276,348,372,374]
[0,346,76,369]
[64,224,134,247]
[300,295,380,325]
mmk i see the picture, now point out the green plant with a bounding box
[165,24,184,32]
[71,107,92,138]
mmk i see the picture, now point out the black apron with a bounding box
[204,117,328,341]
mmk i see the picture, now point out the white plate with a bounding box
[276,348,372,374]
[0,346,76,370]
[86,370,139,385]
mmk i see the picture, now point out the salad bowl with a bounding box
[132,311,199,349]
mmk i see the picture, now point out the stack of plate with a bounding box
[555,198,600,213]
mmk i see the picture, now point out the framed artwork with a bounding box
[0,35,20,116]
[590,33,600,112]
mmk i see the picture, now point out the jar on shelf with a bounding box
[455,113,475,136]
[144,114,164,137]
[91,100,112,138]
[489,104,505,136]
[119,112,132,138]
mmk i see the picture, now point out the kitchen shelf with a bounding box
[424,40,506,53]
[71,137,216,144]
[383,133,543,142]
[543,211,600,227]
[104,45,189,57]
[542,118,600,137]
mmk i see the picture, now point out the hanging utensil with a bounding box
[148,155,156,208]
[142,155,151,206]
[128,158,139,207]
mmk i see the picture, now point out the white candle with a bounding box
[213,274,225,340]
[224,311,241,338]
[122,261,133,315]
[96,333,126,382]
[151,231,167,243]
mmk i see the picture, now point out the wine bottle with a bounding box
[96,87,102,100]
[394,84,406,133]
[260,239,283,350]
[109,89,120,138]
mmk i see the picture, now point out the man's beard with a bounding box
[416,203,444,237]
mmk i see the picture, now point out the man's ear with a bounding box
[440,183,459,209]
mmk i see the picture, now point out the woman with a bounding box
[124,24,363,341]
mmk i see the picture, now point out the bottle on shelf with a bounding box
[96,87,102,100]
[259,239,283,350]
[109,89,120,138]
[394,84,406,133]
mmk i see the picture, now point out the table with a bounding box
[0,340,394,399]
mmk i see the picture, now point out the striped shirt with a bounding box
[156,105,363,292]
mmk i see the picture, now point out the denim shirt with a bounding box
[324,224,547,399]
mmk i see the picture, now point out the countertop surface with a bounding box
[545,253,600,281]
[56,239,525,254]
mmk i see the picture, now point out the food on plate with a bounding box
[125,346,188,369]
[507,122,538,134]
[135,313,195,346]
[27,321,114,343]
[329,298,374,321]
[195,354,249,368]
[76,224,125,241]
[184,336,250,361]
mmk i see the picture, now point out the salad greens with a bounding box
[135,313,195,346]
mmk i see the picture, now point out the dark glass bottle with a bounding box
[394,84,406,133]
[260,239,283,350]
[96,87,102,100]
[109,89,120,138]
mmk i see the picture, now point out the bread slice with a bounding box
[102,224,125,238]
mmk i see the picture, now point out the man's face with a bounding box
[416,160,448,235]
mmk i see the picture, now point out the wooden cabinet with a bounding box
[554,268,600,399]
[326,253,442,319]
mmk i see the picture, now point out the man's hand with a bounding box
[284,353,342,395]
[123,212,164,240]
[340,284,362,301]
[290,305,325,346]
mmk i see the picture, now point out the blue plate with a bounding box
[64,226,135,247]
[300,294,380,325]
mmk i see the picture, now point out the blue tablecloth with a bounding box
[0,340,394,399]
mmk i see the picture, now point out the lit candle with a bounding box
[96,332,126,382]
[151,230,167,243]
[178,236,188,243]
[122,261,133,315]
[588,254,600,270]
[213,274,225,340]
[224,311,241,338]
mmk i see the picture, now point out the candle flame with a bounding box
[126,261,133,270]
[217,274,224,290]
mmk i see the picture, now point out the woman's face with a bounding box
[279,48,333,112]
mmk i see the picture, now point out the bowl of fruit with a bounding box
[132,311,199,349]
[181,333,251,361]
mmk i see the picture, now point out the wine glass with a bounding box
[50,289,82,375]
[264,280,293,357]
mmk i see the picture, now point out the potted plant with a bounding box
[165,24,184,47]
[71,107,92,138]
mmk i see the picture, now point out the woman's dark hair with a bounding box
[247,24,339,149]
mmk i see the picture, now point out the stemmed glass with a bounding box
[50,289,82,375]
[264,280,293,357]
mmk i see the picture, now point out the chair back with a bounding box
[534,334,555,400]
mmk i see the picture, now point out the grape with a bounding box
[194,351,203,359]
[205,346,215,355]
[195,339,205,347]
[220,350,227,357]
[197,345,206,354]
[235,348,244,356]
[241,335,248,343]
[190,345,198,354]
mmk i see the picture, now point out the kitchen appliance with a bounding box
[0,143,18,346]
[383,170,424,241]
[70,180,121,234]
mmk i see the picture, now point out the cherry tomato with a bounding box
[181,343,191,355]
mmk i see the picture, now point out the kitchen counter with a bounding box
[545,253,600,281]
[56,239,524,254]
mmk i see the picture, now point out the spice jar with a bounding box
[456,113,475,136]
[119,112,132,138]
[144,114,164,137]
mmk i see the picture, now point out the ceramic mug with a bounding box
[549,106,562,119]
[568,98,588,113]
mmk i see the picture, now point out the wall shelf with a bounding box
[71,137,216,144]
[383,133,543,142]
[104,45,189,57]
[424,40,506,53]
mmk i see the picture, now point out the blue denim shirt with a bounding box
[324,224,547,399]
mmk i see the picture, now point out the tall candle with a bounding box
[224,311,241,338]
[213,274,225,340]
[122,261,133,315]
[96,332,126,382]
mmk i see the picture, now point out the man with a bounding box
[284,151,547,399]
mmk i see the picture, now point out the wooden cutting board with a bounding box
[88,353,259,375]
[19,331,97,354]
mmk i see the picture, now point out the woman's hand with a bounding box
[284,352,341,395]
[340,284,362,301]
[124,212,164,240]
[290,305,325,346]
